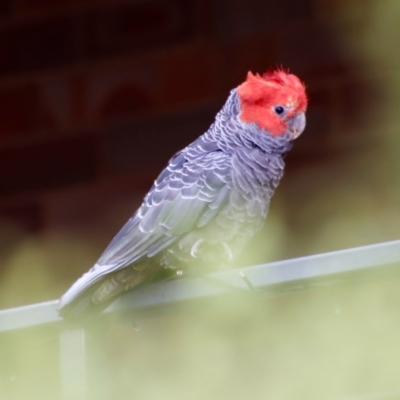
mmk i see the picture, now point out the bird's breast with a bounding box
[231,147,284,200]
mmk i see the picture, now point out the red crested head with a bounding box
[237,69,308,137]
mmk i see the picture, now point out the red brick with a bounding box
[104,107,216,174]
[85,65,159,124]
[85,0,195,58]
[99,84,154,123]
[193,0,217,37]
[0,203,43,232]
[340,80,384,127]
[38,76,72,129]
[16,0,81,12]
[213,0,313,41]
[70,74,87,125]
[0,0,10,14]
[280,0,313,19]
[159,43,226,104]
[227,35,279,88]
[305,86,335,139]
[16,0,116,12]
[278,22,348,78]
[0,84,56,136]
[0,17,76,74]
[0,135,98,194]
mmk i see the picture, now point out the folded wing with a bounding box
[58,147,232,310]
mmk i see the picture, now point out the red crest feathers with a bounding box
[237,69,307,136]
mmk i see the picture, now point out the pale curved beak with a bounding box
[287,112,306,140]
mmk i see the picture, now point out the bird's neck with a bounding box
[210,90,293,157]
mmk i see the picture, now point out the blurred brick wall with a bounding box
[0,0,387,305]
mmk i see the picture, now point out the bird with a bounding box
[58,68,308,318]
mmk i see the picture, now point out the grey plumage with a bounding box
[58,88,301,317]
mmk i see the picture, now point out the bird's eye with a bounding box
[274,106,285,115]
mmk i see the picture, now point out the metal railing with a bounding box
[2,239,400,400]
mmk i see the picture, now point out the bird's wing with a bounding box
[100,149,232,266]
[59,145,232,309]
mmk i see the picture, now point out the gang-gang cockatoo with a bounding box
[59,69,308,317]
